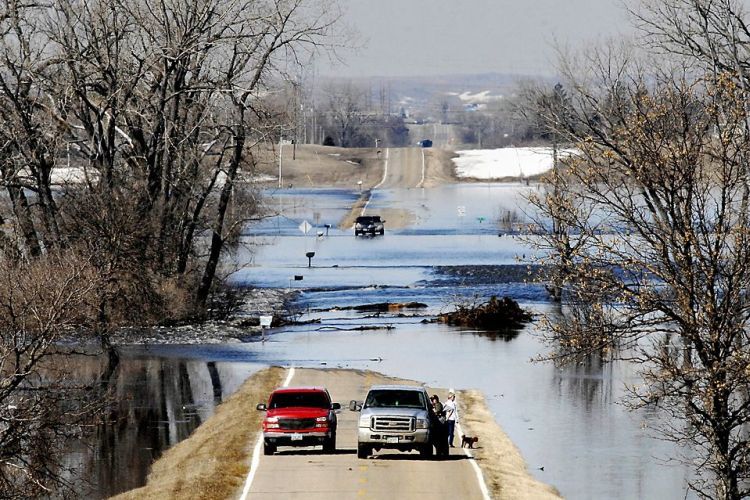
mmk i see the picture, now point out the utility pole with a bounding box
[278,126,283,188]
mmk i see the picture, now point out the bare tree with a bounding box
[525,34,750,498]
[0,1,65,256]
[0,252,104,499]
[0,0,344,315]
[0,0,344,495]
[321,81,368,147]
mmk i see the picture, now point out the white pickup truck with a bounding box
[351,385,434,459]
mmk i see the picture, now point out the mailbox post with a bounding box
[306,251,315,268]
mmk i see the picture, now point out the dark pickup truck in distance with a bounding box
[257,387,340,455]
[355,215,385,236]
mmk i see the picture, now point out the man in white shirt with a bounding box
[444,390,458,447]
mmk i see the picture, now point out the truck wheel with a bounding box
[323,431,336,454]
[419,444,433,459]
[379,229,384,235]
[357,444,371,459]
[263,441,276,456]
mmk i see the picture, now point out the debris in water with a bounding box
[437,296,532,330]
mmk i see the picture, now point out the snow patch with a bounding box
[453,147,576,179]
[457,91,503,103]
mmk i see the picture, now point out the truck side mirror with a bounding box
[331,402,341,410]
[349,400,361,411]
[256,403,267,411]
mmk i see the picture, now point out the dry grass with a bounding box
[111,367,286,500]
[253,144,385,188]
[423,149,459,187]
[458,390,561,500]
[337,191,369,229]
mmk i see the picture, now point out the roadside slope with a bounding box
[459,390,561,500]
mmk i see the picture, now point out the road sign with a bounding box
[457,205,466,217]
[299,220,312,234]
[259,315,273,328]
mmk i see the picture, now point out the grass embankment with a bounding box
[112,367,285,500]
[458,390,562,500]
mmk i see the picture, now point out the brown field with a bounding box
[253,144,387,189]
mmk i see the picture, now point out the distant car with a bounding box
[418,139,433,148]
[256,387,340,455]
[355,215,385,236]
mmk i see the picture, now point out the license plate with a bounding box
[290,433,303,441]
[386,436,399,444]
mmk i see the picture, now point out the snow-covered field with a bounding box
[452,147,575,179]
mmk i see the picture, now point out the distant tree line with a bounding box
[289,81,410,148]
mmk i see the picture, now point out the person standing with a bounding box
[444,390,458,447]
[429,394,448,456]
[430,395,444,417]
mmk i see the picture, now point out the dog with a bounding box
[461,434,479,449]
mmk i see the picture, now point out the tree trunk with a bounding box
[37,164,62,249]
[195,127,244,307]
[97,298,120,388]
[7,185,41,257]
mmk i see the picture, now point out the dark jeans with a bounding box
[447,420,456,446]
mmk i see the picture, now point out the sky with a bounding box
[319,0,633,78]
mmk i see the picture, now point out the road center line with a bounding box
[457,422,492,500]
[239,366,296,500]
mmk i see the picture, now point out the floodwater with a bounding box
[79,183,694,499]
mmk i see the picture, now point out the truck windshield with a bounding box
[364,390,426,409]
[270,392,329,409]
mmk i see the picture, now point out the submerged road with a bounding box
[245,368,486,500]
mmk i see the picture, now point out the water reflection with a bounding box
[456,326,521,342]
[552,355,616,414]
[65,355,262,498]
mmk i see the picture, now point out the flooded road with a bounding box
[85,183,694,499]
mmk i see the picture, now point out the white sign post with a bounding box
[259,315,273,341]
[259,315,273,328]
[299,220,312,234]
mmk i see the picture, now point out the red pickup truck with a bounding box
[256,387,340,455]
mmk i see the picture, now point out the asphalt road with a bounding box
[246,368,485,500]
[379,147,425,189]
